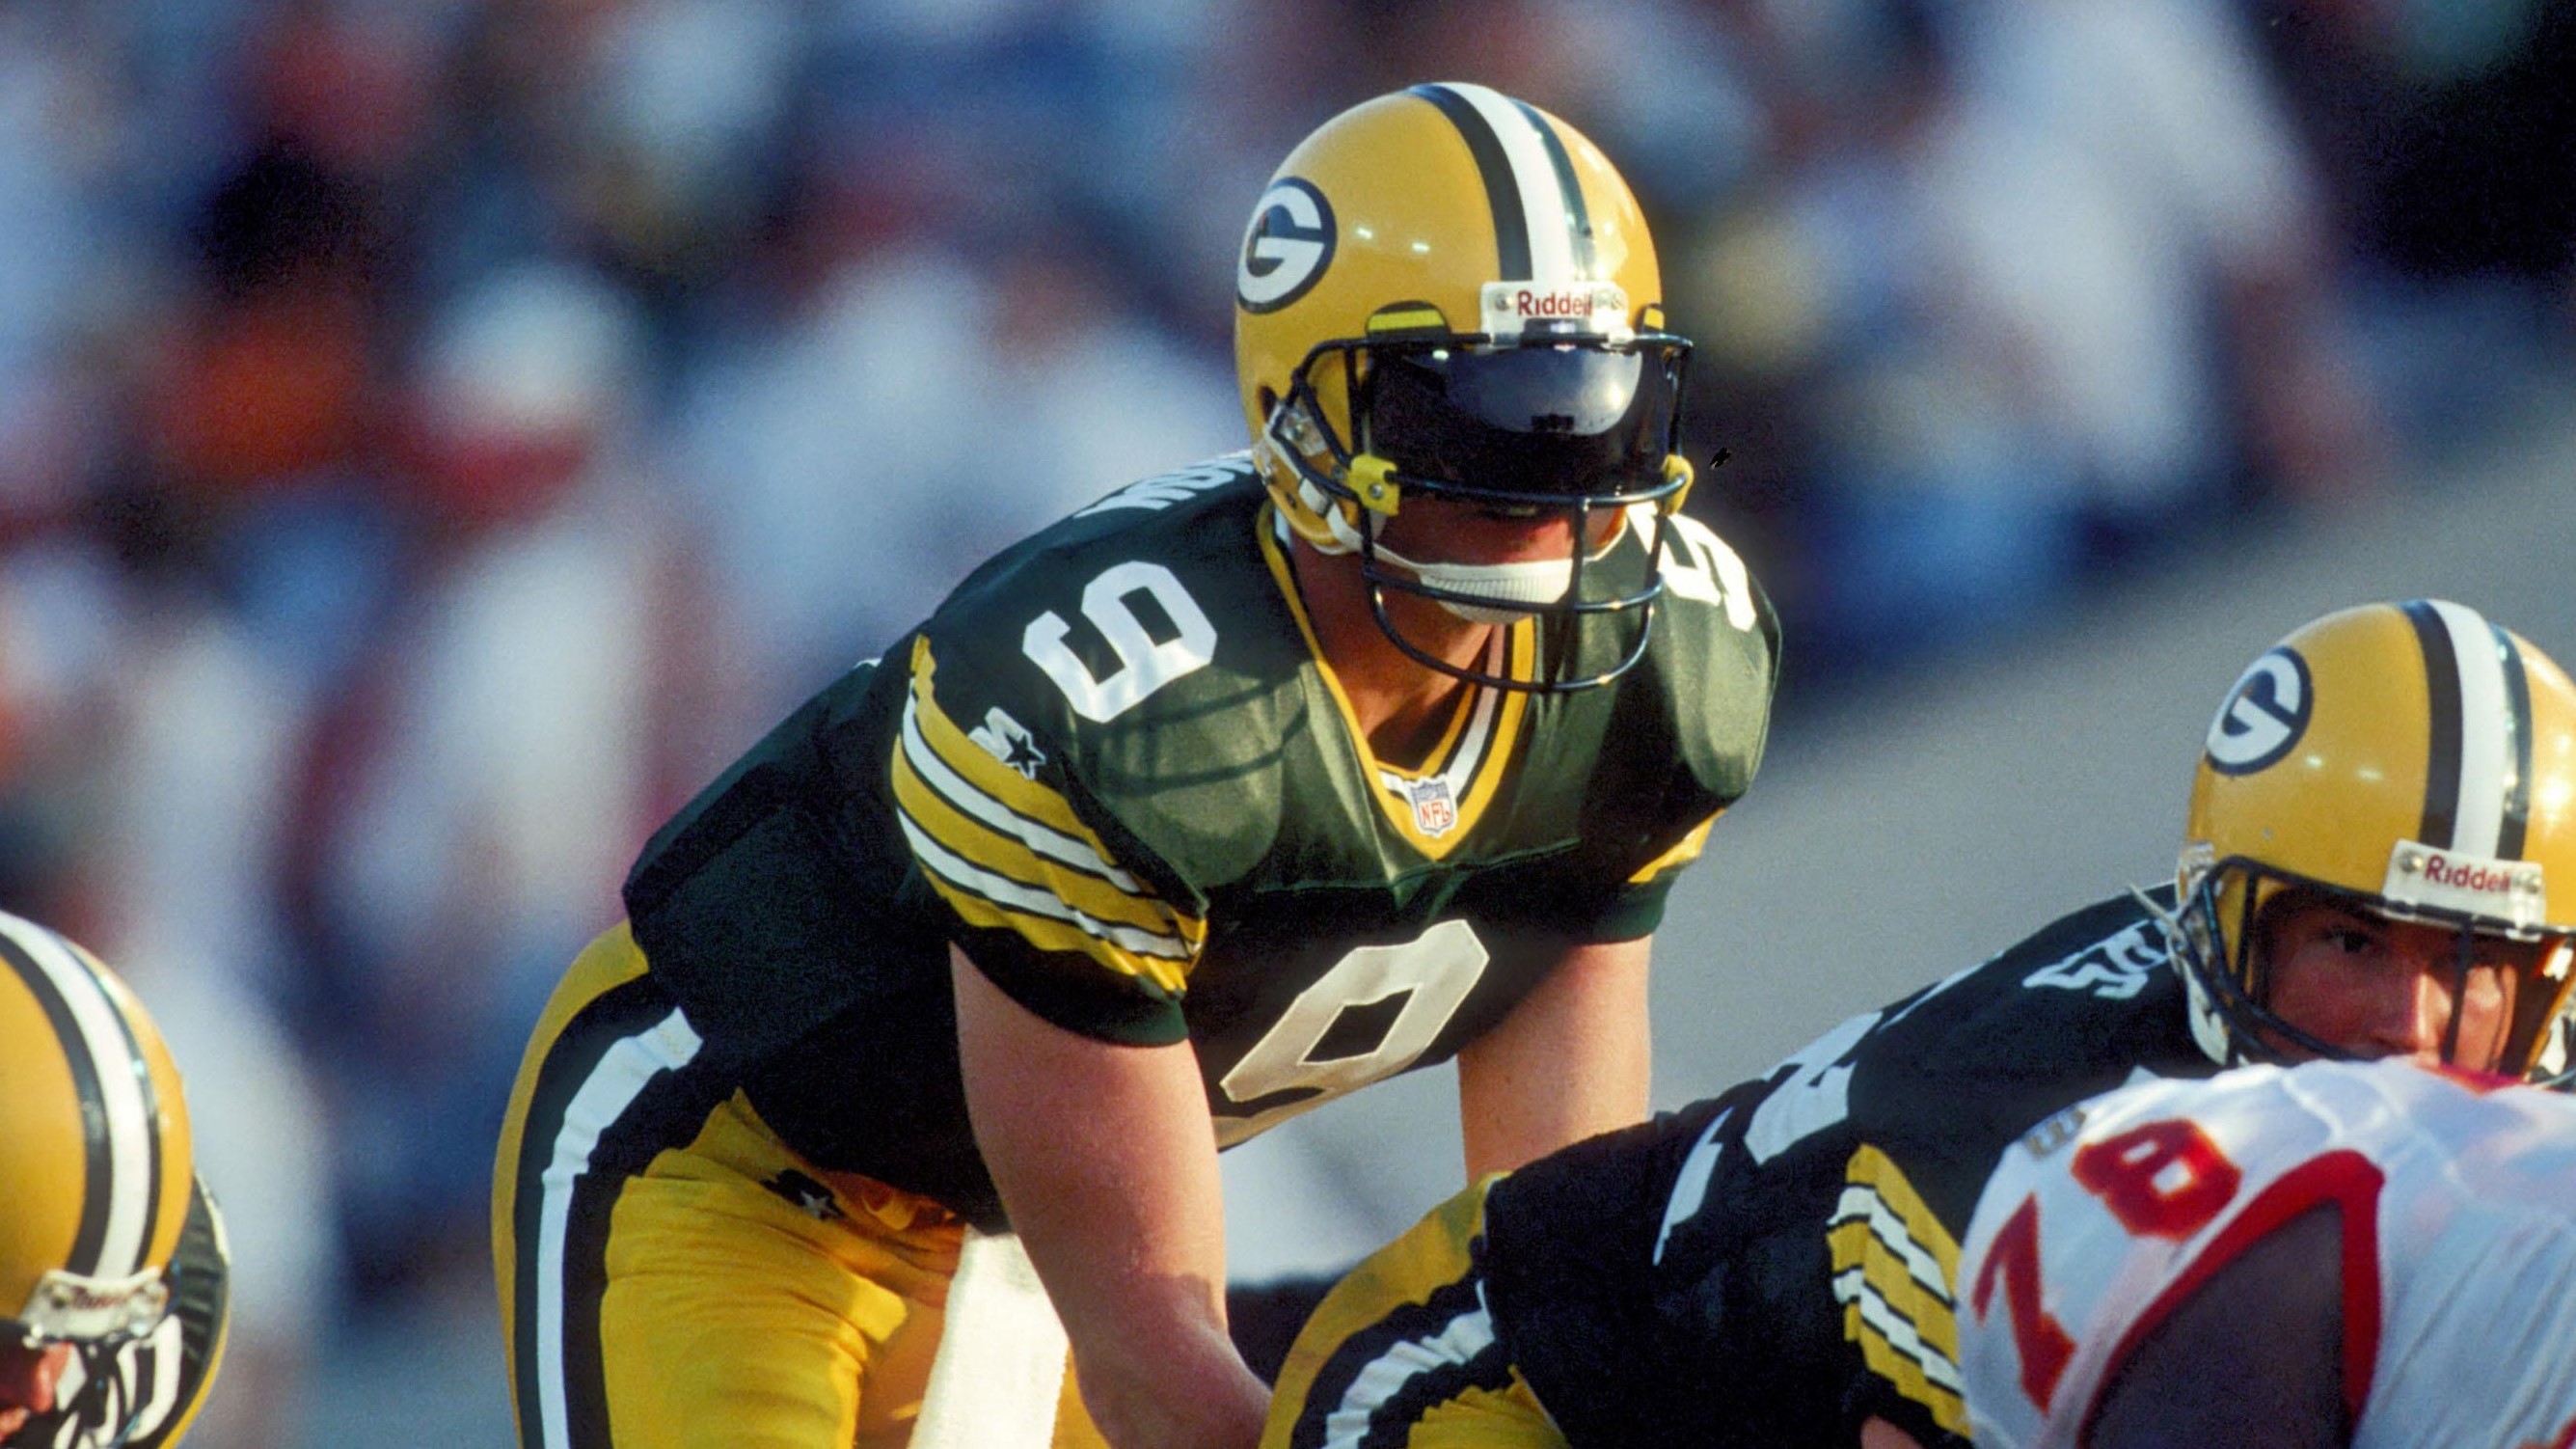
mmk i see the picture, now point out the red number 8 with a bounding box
[2072,1117,2241,1240]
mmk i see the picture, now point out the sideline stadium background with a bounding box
[5,3,2571,1441]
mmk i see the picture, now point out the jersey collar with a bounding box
[1261,506,1533,858]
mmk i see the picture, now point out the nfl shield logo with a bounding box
[1408,778,1458,837]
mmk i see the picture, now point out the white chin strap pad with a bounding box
[1371,543,1577,623]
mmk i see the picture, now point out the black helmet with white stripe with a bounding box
[2175,600,2576,1080]
[0,911,195,1416]
[1235,83,1697,691]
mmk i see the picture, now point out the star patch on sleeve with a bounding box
[969,706,1048,780]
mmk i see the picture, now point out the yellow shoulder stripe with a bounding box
[1628,809,1720,885]
[1827,1143,1966,1435]
[894,639,1205,992]
[1438,626,1532,845]
[890,741,1186,941]
[912,864,1191,997]
[906,638,1098,842]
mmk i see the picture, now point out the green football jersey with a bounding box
[625,452,1779,1227]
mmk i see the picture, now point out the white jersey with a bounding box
[1957,1059,2576,1449]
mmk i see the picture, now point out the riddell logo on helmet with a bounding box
[1482,282,1628,337]
[1510,288,1606,318]
[2422,854,2516,895]
[2385,838,2546,930]
[54,1281,142,1313]
[25,1266,167,1338]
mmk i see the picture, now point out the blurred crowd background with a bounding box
[0,0,2570,1442]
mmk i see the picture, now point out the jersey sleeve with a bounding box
[888,634,1209,1046]
[1574,513,1781,938]
[1830,1140,1978,1445]
[2080,1206,2349,1449]
[1581,801,1729,943]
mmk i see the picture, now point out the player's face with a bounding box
[2261,896,2529,1070]
[0,1340,71,1441]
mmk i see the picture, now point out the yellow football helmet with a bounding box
[1234,82,1696,690]
[0,912,194,1399]
[2175,600,2576,1080]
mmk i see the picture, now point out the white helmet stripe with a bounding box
[1414,82,1591,286]
[2411,598,2513,856]
[0,913,161,1280]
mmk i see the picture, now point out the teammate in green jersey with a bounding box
[494,82,1779,1449]
[1256,599,2576,1449]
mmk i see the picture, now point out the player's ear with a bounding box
[2085,1204,2349,1449]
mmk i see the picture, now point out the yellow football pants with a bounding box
[1260,1176,1564,1449]
[494,921,1110,1448]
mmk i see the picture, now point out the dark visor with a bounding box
[1356,338,1685,499]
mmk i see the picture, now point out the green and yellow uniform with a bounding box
[496,453,1777,1447]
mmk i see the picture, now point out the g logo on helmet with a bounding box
[1237,178,1335,314]
[2205,646,2312,775]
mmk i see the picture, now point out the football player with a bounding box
[1958,1057,2576,1449]
[0,911,229,1449]
[493,84,1780,1449]
[1257,599,2576,1449]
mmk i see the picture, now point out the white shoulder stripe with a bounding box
[2427,598,2513,858]
[898,697,1143,893]
[1831,1183,1952,1295]
[13,918,159,1279]
[896,815,1193,962]
[1831,1264,1966,1394]
[1435,656,1507,795]
[1437,82,1581,286]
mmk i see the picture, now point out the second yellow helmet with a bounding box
[2176,600,2576,1080]
[0,911,195,1351]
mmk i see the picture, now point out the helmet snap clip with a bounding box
[1350,453,1401,516]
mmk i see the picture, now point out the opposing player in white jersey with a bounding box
[1959,1058,2576,1449]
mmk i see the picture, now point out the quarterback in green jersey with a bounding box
[494,83,1780,1449]
[1257,600,2576,1449]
